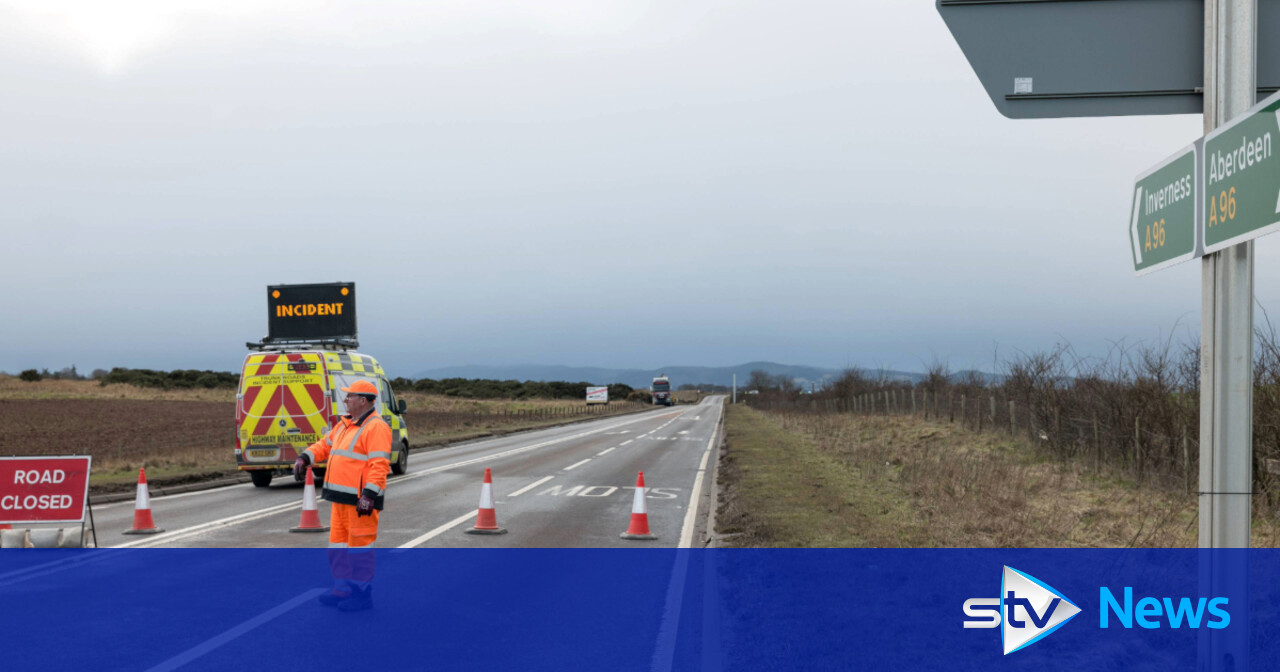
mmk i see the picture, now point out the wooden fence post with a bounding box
[1182,425,1190,494]
[1093,412,1100,474]
[1009,400,1016,434]
[1135,414,1144,477]
[911,389,917,415]
[961,395,967,429]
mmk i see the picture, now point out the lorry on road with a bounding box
[651,375,673,406]
[236,282,411,488]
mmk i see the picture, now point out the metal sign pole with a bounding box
[1201,1,1253,669]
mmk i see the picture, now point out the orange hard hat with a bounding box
[341,380,378,397]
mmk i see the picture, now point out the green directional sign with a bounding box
[1131,142,1199,276]
[1203,89,1280,253]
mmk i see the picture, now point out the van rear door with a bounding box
[238,353,328,464]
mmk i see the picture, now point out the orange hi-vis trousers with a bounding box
[327,503,379,593]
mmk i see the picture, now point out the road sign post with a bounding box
[1200,2,1253,670]
[1131,142,1201,275]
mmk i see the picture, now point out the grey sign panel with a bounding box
[937,0,1280,119]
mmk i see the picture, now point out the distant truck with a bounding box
[652,375,673,406]
[236,282,410,488]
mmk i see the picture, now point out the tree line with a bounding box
[13,365,643,401]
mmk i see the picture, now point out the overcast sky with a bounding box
[5,0,1267,377]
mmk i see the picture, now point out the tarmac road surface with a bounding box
[90,396,724,548]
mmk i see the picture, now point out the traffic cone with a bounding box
[122,468,164,535]
[465,468,507,535]
[620,471,657,540]
[290,467,329,533]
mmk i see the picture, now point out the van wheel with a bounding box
[392,443,409,475]
[250,471,273,488]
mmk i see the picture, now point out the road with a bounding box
[93,396,724,548]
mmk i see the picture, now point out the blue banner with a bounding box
[0,549,1272,670]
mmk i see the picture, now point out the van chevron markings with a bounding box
[1203,89,1280,253]
[1131,141,1200,276]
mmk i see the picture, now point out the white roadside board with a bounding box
[586,386,608,404]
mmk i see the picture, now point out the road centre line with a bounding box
[393,412,671,485]
[142,588,326,672]
[621,440,633,446]
[507,476,555,498]
[597,447,616,456]
[394,511,479,550]
[563,459,592,471]
[112,411,670,549]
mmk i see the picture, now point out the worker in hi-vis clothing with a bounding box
[294,379,391,611]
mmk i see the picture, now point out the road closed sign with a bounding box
[0,456,92,524]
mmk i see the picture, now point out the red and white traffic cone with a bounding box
[620,471,657,540]
[122,468,164,535]
[290,467,329,533]
[465,468,507,535]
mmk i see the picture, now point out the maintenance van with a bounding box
[235,282,411,488]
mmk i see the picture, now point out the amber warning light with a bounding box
[265,282,356,343]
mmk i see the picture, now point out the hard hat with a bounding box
[341,380,379,397]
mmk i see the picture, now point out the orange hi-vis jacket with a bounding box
[303,408,392,510]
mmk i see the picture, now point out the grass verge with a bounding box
[715,406,1237,547]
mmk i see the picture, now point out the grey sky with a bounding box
[2,1,1265,377]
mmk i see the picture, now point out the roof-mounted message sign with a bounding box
[266,282,357,344]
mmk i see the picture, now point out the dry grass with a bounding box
[0,376,235,402]
[715,405,1280,547]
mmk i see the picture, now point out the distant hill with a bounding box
[410,362,999,390]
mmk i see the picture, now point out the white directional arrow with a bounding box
[1131,186,1144,264]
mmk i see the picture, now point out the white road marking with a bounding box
[597,447,616,456]
[143,588,326,672]
[93,483,256,511]
[680,403,722,549]
[106,410,674,549]
[112,500,303,548]
[621,440,633,446]
[677,430,689,435]
[563,459,591,471]
[507,476,555,498]
[653,399,723,672]
[395,511,479,549]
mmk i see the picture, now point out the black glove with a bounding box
[356,493,375,517]
[293,455,310,481]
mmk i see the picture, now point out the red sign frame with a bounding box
[0,456,92,524]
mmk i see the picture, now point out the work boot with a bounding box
[317,589,351,607]
[337,585,373,612]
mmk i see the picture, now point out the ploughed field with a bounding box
[0,398,235,487]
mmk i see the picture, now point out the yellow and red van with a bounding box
[235,350,410,488]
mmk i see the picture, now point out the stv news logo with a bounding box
[963,566,1081,655]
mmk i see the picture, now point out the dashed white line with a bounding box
[508,476,555,498]
[563,459,591,471]
[597,447,616,456]
[621,439,633,446]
